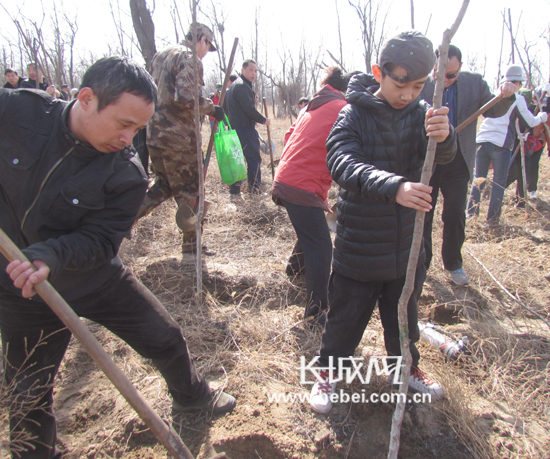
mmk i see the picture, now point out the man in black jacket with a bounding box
[225,59,271,198]
[20,62,54,95]
[0,56,234,459]
[3,68,24,89]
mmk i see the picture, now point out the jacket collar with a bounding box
[239,73,253,88]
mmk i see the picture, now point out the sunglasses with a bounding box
[445,72,459,79]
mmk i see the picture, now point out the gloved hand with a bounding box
[213,105,225,121]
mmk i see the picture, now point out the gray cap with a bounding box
[184,23,217,52]
[500,65,525,83]
[379,31,435,82]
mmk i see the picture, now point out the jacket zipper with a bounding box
[21,147,75,231]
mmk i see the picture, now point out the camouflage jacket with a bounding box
[147,45,214,150]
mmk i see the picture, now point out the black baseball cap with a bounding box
[379,31,435,83]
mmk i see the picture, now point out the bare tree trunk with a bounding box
[410,0,414,29]
[130,0,157,70]
[335,0,345,70]
[387,2,470,458]
[497,10,505,84]
[508,8,515,64]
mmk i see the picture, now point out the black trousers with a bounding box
[229,127,262,194]
[281,200,332,318]
[0,268,209,459]
[319,266,426,371]
[424,151,470,271]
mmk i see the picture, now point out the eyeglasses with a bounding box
[445,72,459,79]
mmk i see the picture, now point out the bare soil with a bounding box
[2,119,550,459]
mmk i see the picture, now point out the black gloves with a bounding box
[213,105,225,121]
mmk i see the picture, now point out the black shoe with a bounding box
[172,391,236,415]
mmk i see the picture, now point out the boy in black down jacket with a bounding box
[309,31,456,415]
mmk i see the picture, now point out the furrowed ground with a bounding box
[1,118,549,459]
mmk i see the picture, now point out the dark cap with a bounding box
[184,23,217,52]
[61,84,68,88]
[379,31,435,83]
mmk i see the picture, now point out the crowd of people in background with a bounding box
[3,63,80,99]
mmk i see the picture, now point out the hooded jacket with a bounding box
[326,74,456,282]
[0,88,148,301]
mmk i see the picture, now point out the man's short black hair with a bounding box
[436,44,462,63]
[242,59,256,69]
[4,68,17,76]
[229,74,238,82]
[298,97,310,105]
[80,56,157,112]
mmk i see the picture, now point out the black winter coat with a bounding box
[0,89,148,301]
[225,74,266,128]
[326,74,456,282]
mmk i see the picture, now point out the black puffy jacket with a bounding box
[326,74,456,282]
[0,89,148,301]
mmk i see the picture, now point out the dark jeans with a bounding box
[506,148,544,198]
[229,127,261,194]
[467,142,512,224]
[281,200,332,318]
[424,151,470,271]
[0,268,209,459]
[319,266,426,371]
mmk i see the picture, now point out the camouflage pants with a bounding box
[137,145,199,244]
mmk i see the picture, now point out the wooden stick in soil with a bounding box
[263,97,275,179]
[0,229,196,459]
[515,118,531,215]
[387,2,470,458]
[191,5,205,298]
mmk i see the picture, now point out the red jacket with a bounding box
[273,84,346,209]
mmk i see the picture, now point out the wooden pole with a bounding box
[263,97,275,179]
[455,95,502,133]
[203,38,239,176]
[387,2,470,458]
[515,118,531,215]
[191,3,204,297]
[0,229,195,459]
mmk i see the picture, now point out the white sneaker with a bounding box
[309,370,337,414]
[408,368,445,400]
[529,191,538,199]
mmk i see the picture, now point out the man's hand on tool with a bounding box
[213,105,225,121]
[499,82,517,98]
[7,259,50,298]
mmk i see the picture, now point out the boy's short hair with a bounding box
[379,31,435,83]
[80,56,157,112]
[4,68,17,75]
[229,74,238,82]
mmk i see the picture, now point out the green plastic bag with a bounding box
[214,116,247,185]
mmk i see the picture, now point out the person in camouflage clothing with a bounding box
[138,23,225,252]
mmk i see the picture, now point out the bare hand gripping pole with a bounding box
[0,228,227,459]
